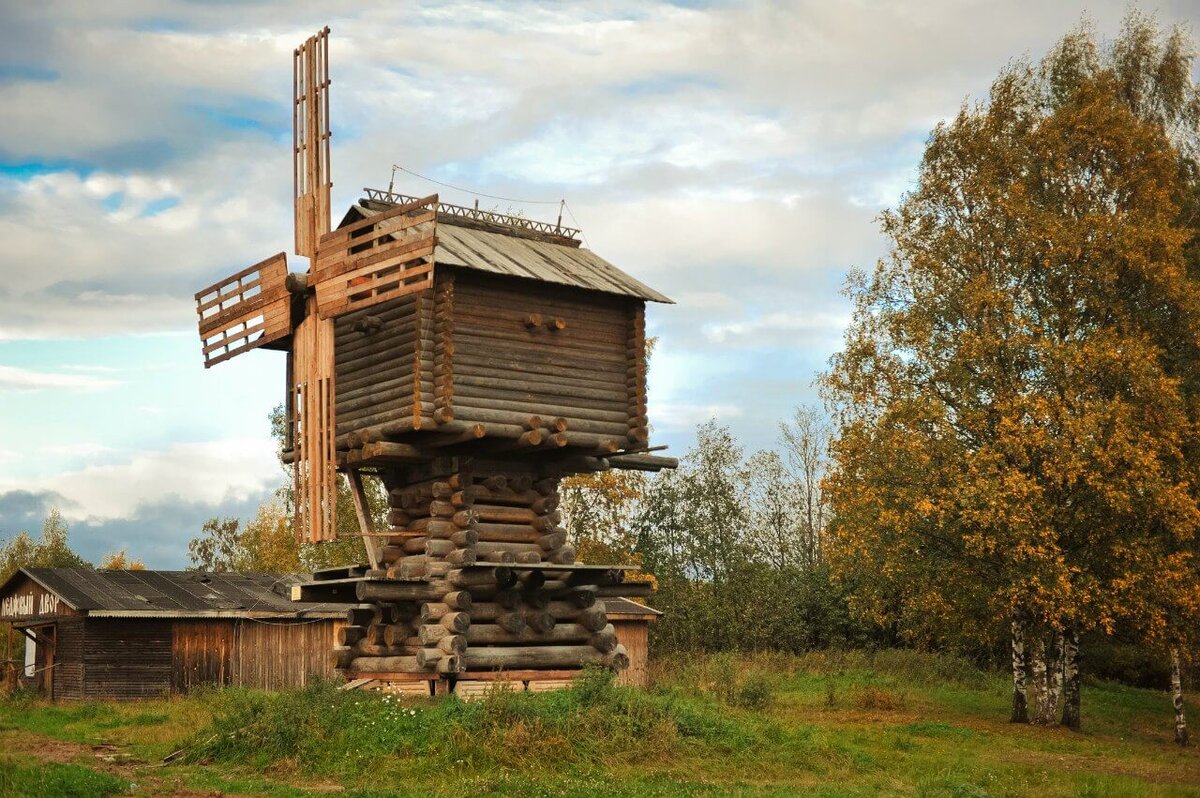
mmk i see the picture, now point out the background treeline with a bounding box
[563,409,879,655]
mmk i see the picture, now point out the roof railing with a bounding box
[362,187,582,240]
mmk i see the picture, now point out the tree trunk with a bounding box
[1061,626,1081,730]
[1030,636,1047,724]
[1171,647,1189,747]
[1034,630,1062,726]
[1010,609,1029,724]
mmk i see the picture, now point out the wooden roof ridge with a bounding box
[361,188,582,246]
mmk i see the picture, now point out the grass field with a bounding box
[0,650,1197,797]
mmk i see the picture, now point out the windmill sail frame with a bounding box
[194,252,291,368]
[294,27,332,260]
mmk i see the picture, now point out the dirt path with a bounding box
[0,728,246,797]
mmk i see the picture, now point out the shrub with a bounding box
[733,675,774,710]
[851,685,906,712]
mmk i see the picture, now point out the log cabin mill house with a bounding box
[0,568,659,699]
[190,27,677,696]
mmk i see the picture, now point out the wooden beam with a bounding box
[348,469,382,570]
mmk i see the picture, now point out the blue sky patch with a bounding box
[0,160,94,180]
[0,65,59,83]
[141,196,180,217]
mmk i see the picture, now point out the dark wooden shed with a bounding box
[0,568,345,700]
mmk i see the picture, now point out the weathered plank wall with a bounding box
[611,618,649,688]
[83,620,172,700]
[53,617,84,700]
[231,618,342,690]
[450,272,636,439]
[172,621,233,693]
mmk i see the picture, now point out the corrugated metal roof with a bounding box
[343,202,673,304]
[5,568,344,618]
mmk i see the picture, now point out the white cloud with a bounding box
[42,443,115,458]
[650,401,743,433]
[0,365,120,391]
[0,438,283,523]
[704,311,850,346]
[59,364,121,373]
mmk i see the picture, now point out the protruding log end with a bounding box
[606,644,630,671]
[285,272,310,294]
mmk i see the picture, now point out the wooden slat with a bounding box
[315,258,433,319]
[317,201,436,256]
[312,194,438,320]
[293,296,338,542]
[194,254,282,301]
[315,239,435,294]
[196,253,290,368]
[313,218,434,271]
[294,27,332,259]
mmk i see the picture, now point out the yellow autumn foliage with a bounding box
[822,14,1200,655]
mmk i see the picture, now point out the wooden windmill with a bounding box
[194,28,438,543]
[196,28,679,692]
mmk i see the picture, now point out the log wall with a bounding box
[338,458,629,681]
[334,291,422,437]
[449,273,638,443]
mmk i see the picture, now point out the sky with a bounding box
[1,0,1197,567]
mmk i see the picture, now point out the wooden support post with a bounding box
[348,469,383,570]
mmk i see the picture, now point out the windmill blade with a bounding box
[312,193,438,319]
[294,27,332,260]
[195,252,291,368]
[291,298,337,542]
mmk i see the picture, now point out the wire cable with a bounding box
[562,200,592,250]
[389,164,563,206]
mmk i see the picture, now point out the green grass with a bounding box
[0,756,128,798]
[0,650,1197,796]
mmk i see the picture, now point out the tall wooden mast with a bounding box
[291,27,337,543]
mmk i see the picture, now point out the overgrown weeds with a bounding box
[650,652,779,710]
[851,685,907,711]
[186,667,754,776]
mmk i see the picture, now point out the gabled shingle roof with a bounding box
[1,568,343,618]
[341,200,673,304]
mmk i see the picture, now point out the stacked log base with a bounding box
[336,459,630,687]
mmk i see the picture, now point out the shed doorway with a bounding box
[17,623,55,698]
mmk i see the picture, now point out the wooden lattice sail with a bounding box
[292,298,337,542]
[195,27,340,542]
[194,253,290,368]
[313,194,437,319]
[293,27,331,260]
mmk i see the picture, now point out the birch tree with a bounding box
[823,13,1200,731]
